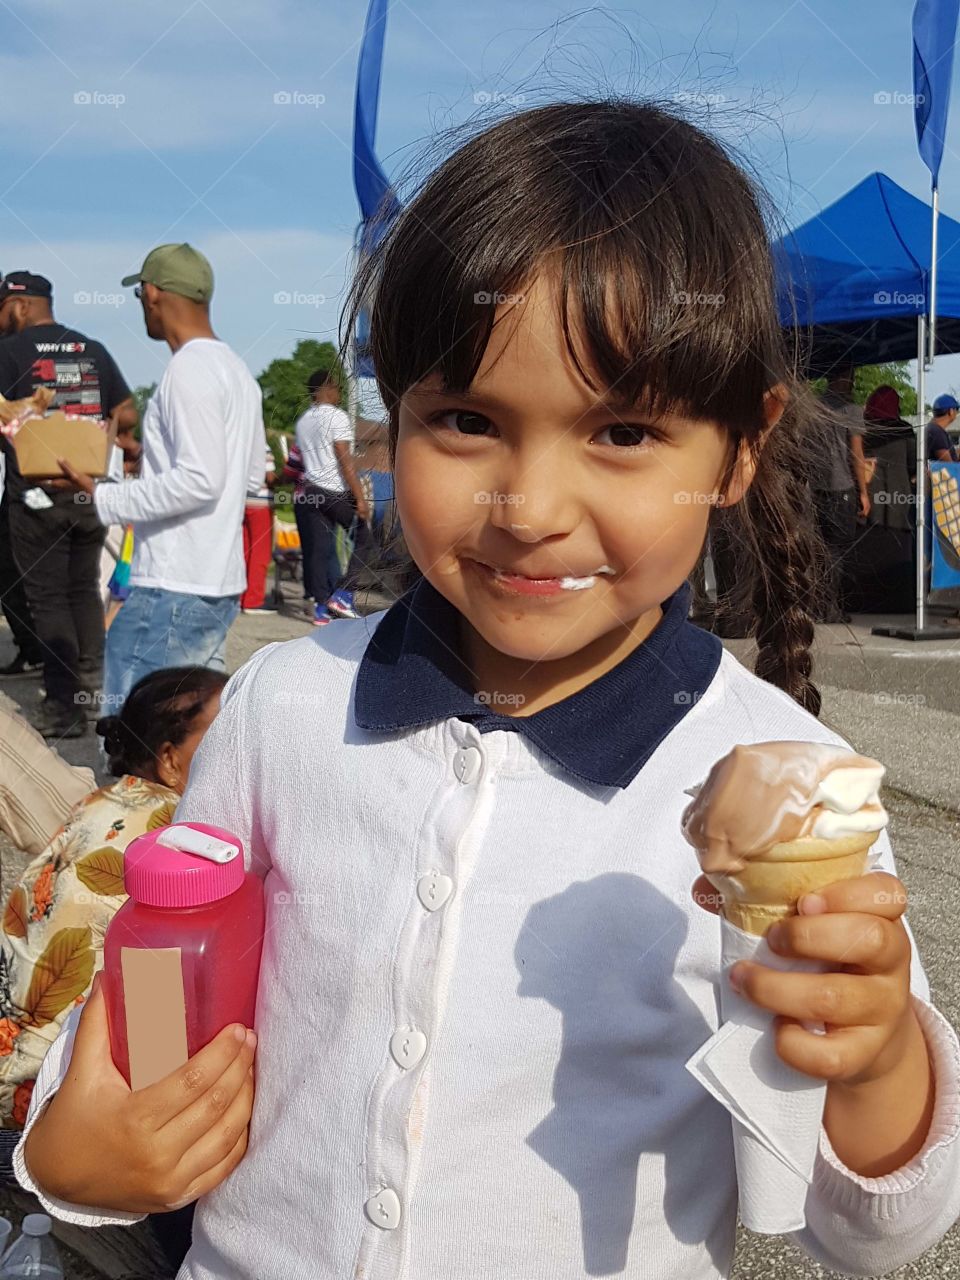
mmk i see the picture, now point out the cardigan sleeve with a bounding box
[788,827,960,1273]
[791,994,960,1275]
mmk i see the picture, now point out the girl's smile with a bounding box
[464,556,616,597]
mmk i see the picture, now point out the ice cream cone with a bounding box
[704,830,881,936]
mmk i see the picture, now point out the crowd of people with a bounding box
[0,245,380,742]
[700,365,959,632]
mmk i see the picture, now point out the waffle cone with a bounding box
[704,830,881,936]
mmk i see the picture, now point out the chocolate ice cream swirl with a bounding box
[681,741,888,874]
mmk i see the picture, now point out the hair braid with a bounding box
[715,384,829,716]
[747,454,822,716]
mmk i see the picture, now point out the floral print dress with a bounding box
[0,774,178,1128]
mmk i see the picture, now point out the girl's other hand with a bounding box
[23,975,257,1214]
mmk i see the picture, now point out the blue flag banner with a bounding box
[913,0,960,187]
[352,0,401,377]
[353,0,401,243]
[930,462,960,586]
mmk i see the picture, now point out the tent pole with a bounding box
[916,314,927,631]
[927,186,940,368]
[347,237,360,436]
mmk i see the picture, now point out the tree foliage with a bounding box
[810,362,919,416]
[257,339,343,434]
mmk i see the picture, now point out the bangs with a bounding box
[350,100,785,437]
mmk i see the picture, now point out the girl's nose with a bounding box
[487,468,579,542]
[506,521,541,543]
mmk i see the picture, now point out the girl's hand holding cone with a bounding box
[693,868,935,1176]
[694,868,915,1085]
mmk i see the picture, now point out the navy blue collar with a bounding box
[354,578,721,789]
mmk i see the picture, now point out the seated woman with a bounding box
[0,665,227,1130]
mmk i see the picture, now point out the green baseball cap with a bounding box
[122,243,214,303]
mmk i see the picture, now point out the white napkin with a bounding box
[686,919,826,1234]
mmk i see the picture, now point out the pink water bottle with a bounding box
[103,822,265,1090]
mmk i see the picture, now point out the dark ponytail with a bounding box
[96,666,228,780]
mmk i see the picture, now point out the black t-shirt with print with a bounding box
[0,323,131,500]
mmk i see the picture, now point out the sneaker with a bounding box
[313,603,333,627]
[32,700,87,739]
[0,653,43,677]
[242,603,278,615]
[327,589,359,619]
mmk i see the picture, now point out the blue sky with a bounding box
[3,0,960,409]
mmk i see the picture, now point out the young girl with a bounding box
[14,101,960,1279]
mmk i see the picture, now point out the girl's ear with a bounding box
[719,383,788,508]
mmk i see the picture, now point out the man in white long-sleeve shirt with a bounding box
[59,244,265,710]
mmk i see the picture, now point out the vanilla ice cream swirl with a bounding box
[681,741,888,874]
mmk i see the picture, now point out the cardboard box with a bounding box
[11,412,117,480]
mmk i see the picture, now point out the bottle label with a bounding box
[121,947,188,1090]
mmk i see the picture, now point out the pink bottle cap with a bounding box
[124,822,245,907]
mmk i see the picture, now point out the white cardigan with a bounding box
[16,616,960,1280]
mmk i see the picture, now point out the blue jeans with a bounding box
[103,586,240,711]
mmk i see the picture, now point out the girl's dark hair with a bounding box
[345,99,832,714]
[95,666,228,780]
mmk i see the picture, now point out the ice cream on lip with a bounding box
[681,740,888,876]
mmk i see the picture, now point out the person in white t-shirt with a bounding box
[293,369,371,626]
[58,244,265,711]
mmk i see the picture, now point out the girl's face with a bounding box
[395,274,753,677]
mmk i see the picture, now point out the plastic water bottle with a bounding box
[0,1213,63,1277]
[102,822,265,1089]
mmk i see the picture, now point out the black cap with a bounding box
[0,272,53,305]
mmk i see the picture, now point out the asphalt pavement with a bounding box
[1,595,958,1278]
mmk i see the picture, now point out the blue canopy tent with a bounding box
[775,170,960,632]
[774,171,960,375]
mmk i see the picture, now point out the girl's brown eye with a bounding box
[435,410,494,436]
[597,423,652,448]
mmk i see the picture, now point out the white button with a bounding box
[453,746,482,784]
[365,1187,401,1230]
[417,874,453,911]
[390,1028,427,1070]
